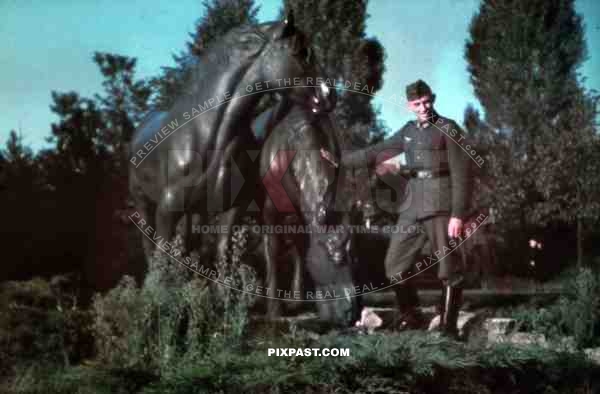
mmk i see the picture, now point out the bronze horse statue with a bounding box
[129,16,359,327]
[130,14,326,257]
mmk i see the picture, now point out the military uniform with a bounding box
[340,81,471,336]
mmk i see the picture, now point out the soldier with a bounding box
[322,80,470,338]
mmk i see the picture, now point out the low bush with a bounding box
[7,323,600,393]
[0,276,93,366]
[0,275,94,390]
[509,266,600,348]
[92,230,258,374]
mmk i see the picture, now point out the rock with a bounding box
[557,336,577,352]
[487,332,548,346]
[420,306,438,314]
[584,348,600,364]
[509,332,547,346]
[428,315,441,331]
[484,318,516,335]
[484,318,516,344]
[355,307,383,334]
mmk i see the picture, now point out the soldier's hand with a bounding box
[448,217,464,238]
[320,148,339,168]
[375,161,400,176]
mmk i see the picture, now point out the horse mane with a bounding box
[175,21,305,98]
[170,21,310,105]
[214,23,271,58]
[202,21,308,67]
[183,26,262,75]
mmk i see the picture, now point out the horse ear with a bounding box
[285,10,295,28]
[275,10,296,40]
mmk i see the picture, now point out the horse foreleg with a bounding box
[287,240,304,313]
[263,233,281,319]
[262,199,282,319]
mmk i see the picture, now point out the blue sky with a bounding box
[1,0,599,151]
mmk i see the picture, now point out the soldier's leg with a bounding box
[424,216,464,286]
[384,223,428,329]
[423,215,464,338]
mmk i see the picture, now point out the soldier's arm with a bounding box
[447,121,470,219]
[340,126,407,169]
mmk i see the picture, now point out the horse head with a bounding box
[251,12,334,113]
[258,99,362,328]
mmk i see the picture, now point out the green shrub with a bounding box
[6,363,157,394]
[92,230,258,374]
[214,223,257,342]
[6,329,600,393]
[138,331,600,394]
[558,266,600,347]
[0,275,93,381]
[510,266,600,348]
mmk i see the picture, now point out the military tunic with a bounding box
[341,113,470,287]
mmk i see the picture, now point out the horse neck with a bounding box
[213,58,269,123]
[280,107,340,227]
[316,113,341,157]
[183,44,266,115]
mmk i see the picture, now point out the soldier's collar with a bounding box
[416,112,439,129]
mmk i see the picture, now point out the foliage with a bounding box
[282,0,387,148]
[0,276,94,383]
[466,0,584,222]
[215,224,258,341]
[0,51,150,296]
[556,268,600,347]
[8,329,600,393]
[466,0,586,137]
[150,0,260,109]
[93,52,153,163]
[281,0,388,210]
[188,0,260,58]
[5,363,157,394]
[465,0,600,267]
[0,132,58,281]
[509,266,600,348]
[92,234,258,375]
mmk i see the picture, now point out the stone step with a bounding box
[484,317,516,335]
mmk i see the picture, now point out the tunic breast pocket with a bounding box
[412,131,448,168]
[428,132,449,167]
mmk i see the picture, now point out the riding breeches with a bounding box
[384,215,464,287]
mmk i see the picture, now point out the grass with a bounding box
[3,252,600,393]
[5,329,600,394]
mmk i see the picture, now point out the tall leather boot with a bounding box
[393,284,425,330]
[440,285,463,339]
[437,286,447,318]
